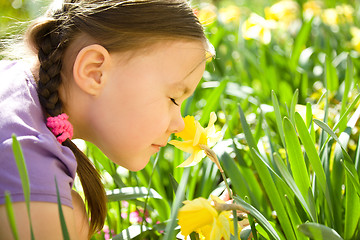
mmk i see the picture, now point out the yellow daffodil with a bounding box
[178,196,233,240]
[336,4,354,24]
[197,4,217,25]
[321,8,338,26]
[321,4,354,26]
[169,112,222,168]
[242,13,274,44]
[351,27,360,53]
[303,1,322,19]
[265,0,299,27]
[218,5,241,24]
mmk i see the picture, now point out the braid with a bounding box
[35,21,64,116]
[29,14,107,237]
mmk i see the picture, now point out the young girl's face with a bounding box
[87,40,206,171]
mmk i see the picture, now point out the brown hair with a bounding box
[26,0,206,237]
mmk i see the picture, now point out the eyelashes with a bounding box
[170,98,179,106]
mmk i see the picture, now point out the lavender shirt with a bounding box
[0,60,77,208]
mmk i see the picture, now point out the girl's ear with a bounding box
[72,44,111,96]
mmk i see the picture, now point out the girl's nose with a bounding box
[169,111,185,133]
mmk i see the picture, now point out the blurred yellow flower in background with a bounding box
[336,4,354,24]
[196,4,217,25]
[322,4,354,26]
[169,112,222,168]
[178,196,233,240]
[265,0,299,27]
[351,27,360,53]
[303,1,322,19]
[321,8,338,26]
[219,5,241,24]
[242,13,273,44]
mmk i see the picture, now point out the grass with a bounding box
[2,0,360,239]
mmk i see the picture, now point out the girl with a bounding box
[0,0,213,239]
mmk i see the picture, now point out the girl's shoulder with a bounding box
[0,60,77,208]
[0,60,36,93]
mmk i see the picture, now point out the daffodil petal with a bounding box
[208,131,223,147]
[177,153,197,168]
[170,112,222,168]
[177,150,205,168]
[207,112,217,128]
[209,212,231,240]
[178,198,217,236]
[168,140,194,153]
[192,150,206,165]
[193,121,204,146]
[210,194,226,204]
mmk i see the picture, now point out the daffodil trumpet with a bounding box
[169,112,222,168]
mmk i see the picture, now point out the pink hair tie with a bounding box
[46,113,73,144]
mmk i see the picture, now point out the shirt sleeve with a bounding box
[0,133,77,208]
[0,60,77,208]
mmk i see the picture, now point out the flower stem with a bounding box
[220,170,233,199]
[199,144,232,199]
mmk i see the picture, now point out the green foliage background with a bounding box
[1,0,360,239]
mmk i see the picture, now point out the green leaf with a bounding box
[273,153,315,221]
[239,104,296,239]
[222,152,250,197]
[221,152,263,211]
[283,117,311,200]
[86,142,116,176]
[325,55,339,92]
[289,89,299,125]
[305,103,316,142]
[342,160,360,197]
[271,91,286,147]
[234,196,281,240]
[249,148,296,240]
[339,55,353,131]
[282,194,306,240]
[344,171,360,239]
[106,187,162,202]
[238,104,258,152]
[4,192,19,240]
[314,119,352,162]
[11,134,30,205]
[332,93,360,137]
[298,222,343,240]
[305,102,312,128]
[55,177,70,240]
[355,134,360,176]
[163,168,190,240]
[290,18,313,70]
[295,112,327,193]
[199,80,227,125]
[169,173,179,195]
[11,134,35,240]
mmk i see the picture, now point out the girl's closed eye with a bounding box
[170,98,179,106]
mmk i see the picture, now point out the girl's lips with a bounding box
[151,144,164,152]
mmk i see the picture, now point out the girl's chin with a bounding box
[111,156,151,172]
[125,159,150,171]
